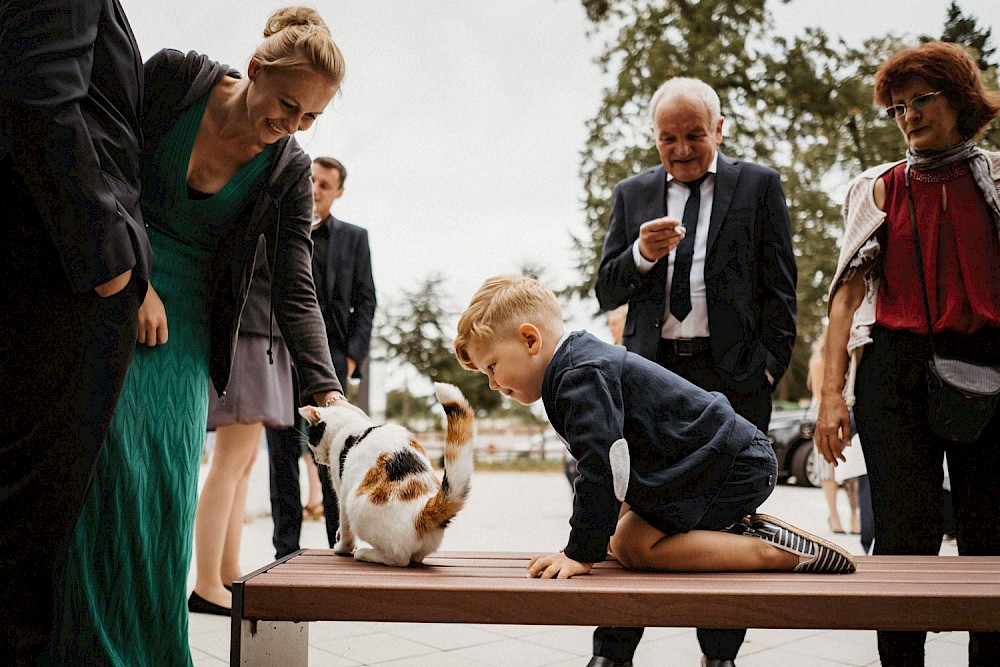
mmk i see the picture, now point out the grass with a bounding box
[430,456,569,473]
[471,457,569,473]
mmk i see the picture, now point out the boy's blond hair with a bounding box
[454,275,563,370]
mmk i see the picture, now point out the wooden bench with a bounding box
[230,550,1000,666]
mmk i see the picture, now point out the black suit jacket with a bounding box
[0,0,151,293]
[543,331,760,564]
[595,152,797,390]
[313,215,376,380]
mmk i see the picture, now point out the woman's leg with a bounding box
[844,477,861,534]
[220,427,261,585]
[857,475,875,554]
[946,416,1000,666]
[193,423,262,607]
[610,512,797,572]
[303,453,324,518]
[856,327,944,666]
[822,479,844,533]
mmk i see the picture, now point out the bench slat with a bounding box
[233,551,1000,632]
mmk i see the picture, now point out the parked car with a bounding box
[767,408,820,487]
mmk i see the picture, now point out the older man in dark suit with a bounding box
[0,0,151,662]
[267,156,377,557]
[592,77,797,667]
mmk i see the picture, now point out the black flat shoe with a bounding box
[187,591,231,616]
[586,657,632,667]
[702,658,736,667]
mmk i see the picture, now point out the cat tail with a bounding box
[415,383,474,534]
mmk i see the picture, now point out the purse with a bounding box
[906,167,1000,443]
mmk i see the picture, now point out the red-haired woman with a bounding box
[817,41,1000,666]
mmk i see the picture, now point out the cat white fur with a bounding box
[299,382,474,566]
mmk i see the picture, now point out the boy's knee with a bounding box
[610,535,645,570]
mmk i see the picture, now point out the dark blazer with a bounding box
[314,214,377,380]
[0,0,151,293]
[542,332,760,564]
[141,49,339,401]
[595,153,797,390]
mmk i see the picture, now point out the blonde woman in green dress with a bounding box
[43,7,351,665]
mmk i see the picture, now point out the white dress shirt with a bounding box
[632,152,718,340]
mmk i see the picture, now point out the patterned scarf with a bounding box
[907,140,1000,228]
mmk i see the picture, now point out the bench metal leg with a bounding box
[232,619,309,666]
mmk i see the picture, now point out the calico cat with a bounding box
[299,382,474,566]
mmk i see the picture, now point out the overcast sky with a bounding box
[120,0,1000,332]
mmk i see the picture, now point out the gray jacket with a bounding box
[142,49,339,400]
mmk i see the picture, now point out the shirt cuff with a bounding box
[632,240,657,274]
[564,526,612,564]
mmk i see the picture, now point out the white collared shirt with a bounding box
[632,152,718,339]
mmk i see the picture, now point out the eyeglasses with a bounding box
[885,91,942,119]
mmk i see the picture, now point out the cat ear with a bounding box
[299,405,322,425]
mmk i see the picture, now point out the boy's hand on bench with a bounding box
[526,552,593,579]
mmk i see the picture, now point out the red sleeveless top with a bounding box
[877,161,1000,334]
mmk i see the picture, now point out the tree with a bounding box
[937,0,996,70]
[572,0,998,400]
[377,274,501,417]
[934,1,1000,148]
[383,387,433,423]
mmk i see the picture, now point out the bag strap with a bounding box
[904,166,937,353]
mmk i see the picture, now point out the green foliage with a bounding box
[936,0,996,71]
[573,0,998,400]
[934,1,1000,149]
[473,458,568,473]
[384,388,433,423]
[490,398,549,426]
[377,274,502,416]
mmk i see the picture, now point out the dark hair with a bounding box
[874,41,1000,141]
[313,156,346,186]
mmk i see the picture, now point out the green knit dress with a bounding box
[44,93,273,666]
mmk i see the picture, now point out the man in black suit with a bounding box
[308,157,377,390]
[592,77,797,667]
[0,1,152,662]
[267,156,377,557]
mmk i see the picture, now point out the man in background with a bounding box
[267,156,377,556]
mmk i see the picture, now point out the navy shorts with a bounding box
[694,432,777,531]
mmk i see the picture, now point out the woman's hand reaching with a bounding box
[137,284,168,347]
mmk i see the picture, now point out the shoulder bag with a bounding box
[905,167,1000,443]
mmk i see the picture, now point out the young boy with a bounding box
[454,275,856,579]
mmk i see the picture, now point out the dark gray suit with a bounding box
[592,152,797,663]
[0,0,150,662]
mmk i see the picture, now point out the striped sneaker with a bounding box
[746,513,857,574]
